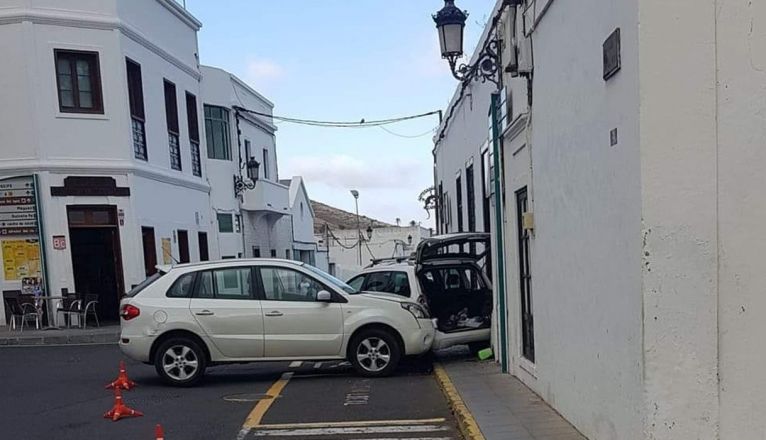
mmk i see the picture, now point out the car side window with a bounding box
[364,272,392,292]
[347,275,365,291]
[259,267,323,302]
[193,267,253,299]
[166,272,195,298]
[390,272,411,297]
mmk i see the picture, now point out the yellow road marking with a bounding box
[243,372,293,429]
[254,418,447,430]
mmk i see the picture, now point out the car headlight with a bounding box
[401,302,430,319]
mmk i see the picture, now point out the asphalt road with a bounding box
[0,344,461,440]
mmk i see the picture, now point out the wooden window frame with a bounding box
[54,49,103,114]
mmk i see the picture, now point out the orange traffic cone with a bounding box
[106,361,137,390]
[103,387,143,421]
[155,424,165,440]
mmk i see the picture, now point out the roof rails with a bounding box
[366,256,413,268]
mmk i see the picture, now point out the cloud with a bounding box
[245,57,285,84]
[284,154,426,190]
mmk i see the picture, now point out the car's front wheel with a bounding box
[154,337,207,387]
[348,329,401,377]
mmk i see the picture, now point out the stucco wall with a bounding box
[715,1,766,438]
[638,1,720,439]
[521,0,645,438]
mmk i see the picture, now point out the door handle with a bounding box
[195,310,214,316]
[265,311,283,317]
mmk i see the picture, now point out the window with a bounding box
[253,247,261,258]
[126,58,146,160]
[456,174,464,232]
[286,249,291,260]
[204,105,231,160]
[363,271,411,297]
[164,80,181,171]
[167,272,195,298]
[517,187,535,362]
[466,164,476,233]
[481,149,492,234]
[262,149,270,179]
[270,249,277,258]
[217,213,233,233]
[347,275,365,291]
[195,268,253,300]
[186,92,201,176]
[437,182,444,234]
[244,139,252,161]
[259,267,323,302]
[300,203,305,219]
[55,49,103,113]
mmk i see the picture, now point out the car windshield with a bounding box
[303,264,358,294]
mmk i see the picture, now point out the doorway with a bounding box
[516,188,534,363]
[177,230,190,263]
[198,232,209,261]
[68,206,124,322]
[142,227,157,276]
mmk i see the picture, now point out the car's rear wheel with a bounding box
[348,329,401,377]
[154,337,207,387]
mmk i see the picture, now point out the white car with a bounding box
[119,259,434,386]
[347,233,492,353]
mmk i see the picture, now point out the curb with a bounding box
[433,362,486,440]
[0,332,120,346]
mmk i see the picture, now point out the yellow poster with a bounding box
[161,238,172,265]
[1,239,41,281]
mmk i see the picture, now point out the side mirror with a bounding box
[316,290,332,302]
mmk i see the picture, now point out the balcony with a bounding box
[241,179,290,216]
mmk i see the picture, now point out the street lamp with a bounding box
[234,157,260,197]
[350,190,362,265]
[433,0,501,85]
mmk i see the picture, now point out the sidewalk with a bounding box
[0,324,120,346]
[437,352,587,440]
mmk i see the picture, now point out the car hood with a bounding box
[357,291,409,303]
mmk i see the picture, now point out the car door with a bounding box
[188,266,265,359]
[257,265,344,358]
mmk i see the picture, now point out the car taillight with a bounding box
[121,304,140,320]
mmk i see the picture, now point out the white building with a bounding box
[0,0,316,325]
[282,177,318,266]
[199,65,294,261]
[317,224,431,281]
[436,0,766,439]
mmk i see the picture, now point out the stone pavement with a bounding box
[0,324,119,345]
[439,355,587,440]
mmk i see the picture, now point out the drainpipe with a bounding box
[490,92,509,374]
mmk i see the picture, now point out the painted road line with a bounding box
[288,361,302,368]
[249,424,450,436]
[347,438,454,440]
[237,372,294,440]
[254,418,447,429]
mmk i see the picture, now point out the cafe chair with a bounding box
[6,297,40,331]
[56,296,82,328]
[82,294,99,328]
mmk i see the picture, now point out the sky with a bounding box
[186,0,494,227]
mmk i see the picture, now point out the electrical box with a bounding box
[522,211,535,232]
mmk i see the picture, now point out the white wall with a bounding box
[716,1,766,438]
[502,0,646,438]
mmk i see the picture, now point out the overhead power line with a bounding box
[234,106,441,129]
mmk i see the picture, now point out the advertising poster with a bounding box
[2,239,42,281]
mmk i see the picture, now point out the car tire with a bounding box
[154,337,207,387]
[348,328,401,378]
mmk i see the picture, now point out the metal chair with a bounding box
[56,296,82,328]
[4,299,23,331]
[7,297,40,331]
[82,294,99,328]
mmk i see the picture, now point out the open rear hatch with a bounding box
[415,233,493,334]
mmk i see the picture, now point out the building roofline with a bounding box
[156,0,202,31]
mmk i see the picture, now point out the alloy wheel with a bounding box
[162,345,199,381]
[356,337,391,372]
